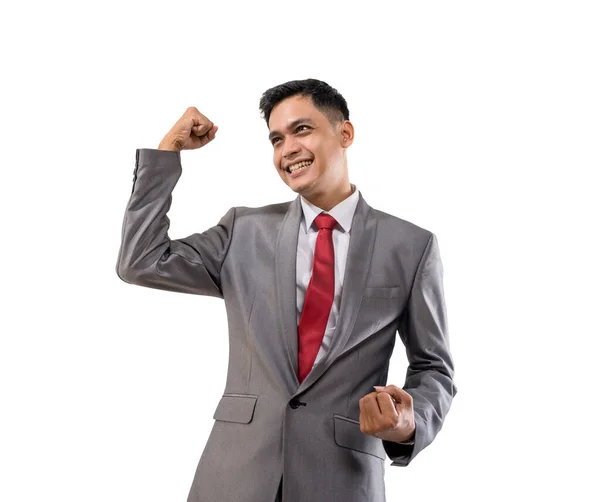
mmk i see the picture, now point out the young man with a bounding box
[116,79,456,502]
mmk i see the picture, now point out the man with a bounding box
[116,79,456,502]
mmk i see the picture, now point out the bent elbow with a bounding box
[116,261,145,285]
[116,262,133,284]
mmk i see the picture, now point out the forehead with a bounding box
[268,95,327,131]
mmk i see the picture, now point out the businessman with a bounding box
[116,79,456,502]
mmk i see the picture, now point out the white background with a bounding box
[1,1,599,500]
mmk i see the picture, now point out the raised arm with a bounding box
[116,107,234,298]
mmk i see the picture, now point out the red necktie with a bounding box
[297,213,337,383]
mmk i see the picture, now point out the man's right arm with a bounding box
[116,108,232,298]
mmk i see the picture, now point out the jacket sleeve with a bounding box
[116,148,235,298]
[383,233,457,466]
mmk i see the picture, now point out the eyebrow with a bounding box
[268,117,315,142]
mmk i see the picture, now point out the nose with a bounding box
[282,135,301,159]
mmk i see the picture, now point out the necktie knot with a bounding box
[314,213,337,231]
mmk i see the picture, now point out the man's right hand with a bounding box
[158,107,218,152]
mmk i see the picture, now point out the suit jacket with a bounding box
[116,149,457,502]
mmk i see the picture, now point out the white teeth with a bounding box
[288,160,312,173]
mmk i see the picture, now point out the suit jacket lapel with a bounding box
[275,196,302,393]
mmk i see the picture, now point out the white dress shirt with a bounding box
[296,184,360,368]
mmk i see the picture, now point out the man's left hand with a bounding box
[358,385,416,443]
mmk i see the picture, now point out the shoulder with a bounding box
[369,206,433,245]
[231,200,293,222]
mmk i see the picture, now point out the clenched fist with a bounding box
[359,384,416,443]
[158,107,218,152]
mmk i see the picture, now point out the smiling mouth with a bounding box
[285,160,313,174]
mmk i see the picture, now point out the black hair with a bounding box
[259,78,350,126]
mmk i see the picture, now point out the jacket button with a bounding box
[289,398,301,409]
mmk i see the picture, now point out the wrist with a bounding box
[158,136,180,152]
[396,424,415,443]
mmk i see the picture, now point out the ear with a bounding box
[340,120,354,148]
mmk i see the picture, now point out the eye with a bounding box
[296,125,311,133]
[271,137,281,146]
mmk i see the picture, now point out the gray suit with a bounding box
[116,149,457,502]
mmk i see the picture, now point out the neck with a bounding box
[303,182,354,211]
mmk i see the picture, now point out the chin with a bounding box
[288,179,315,195]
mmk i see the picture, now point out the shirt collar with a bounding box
[300,184,360,234]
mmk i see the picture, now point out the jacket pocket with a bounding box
[362,286,403,299]
[333,414,386,460]
[213,394,258,424]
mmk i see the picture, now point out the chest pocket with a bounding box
[362,286,403,299]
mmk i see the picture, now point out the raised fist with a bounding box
[158,107,218,152]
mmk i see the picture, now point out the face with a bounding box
[268,95,353,198]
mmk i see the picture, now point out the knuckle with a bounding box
[376,393,389,403]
